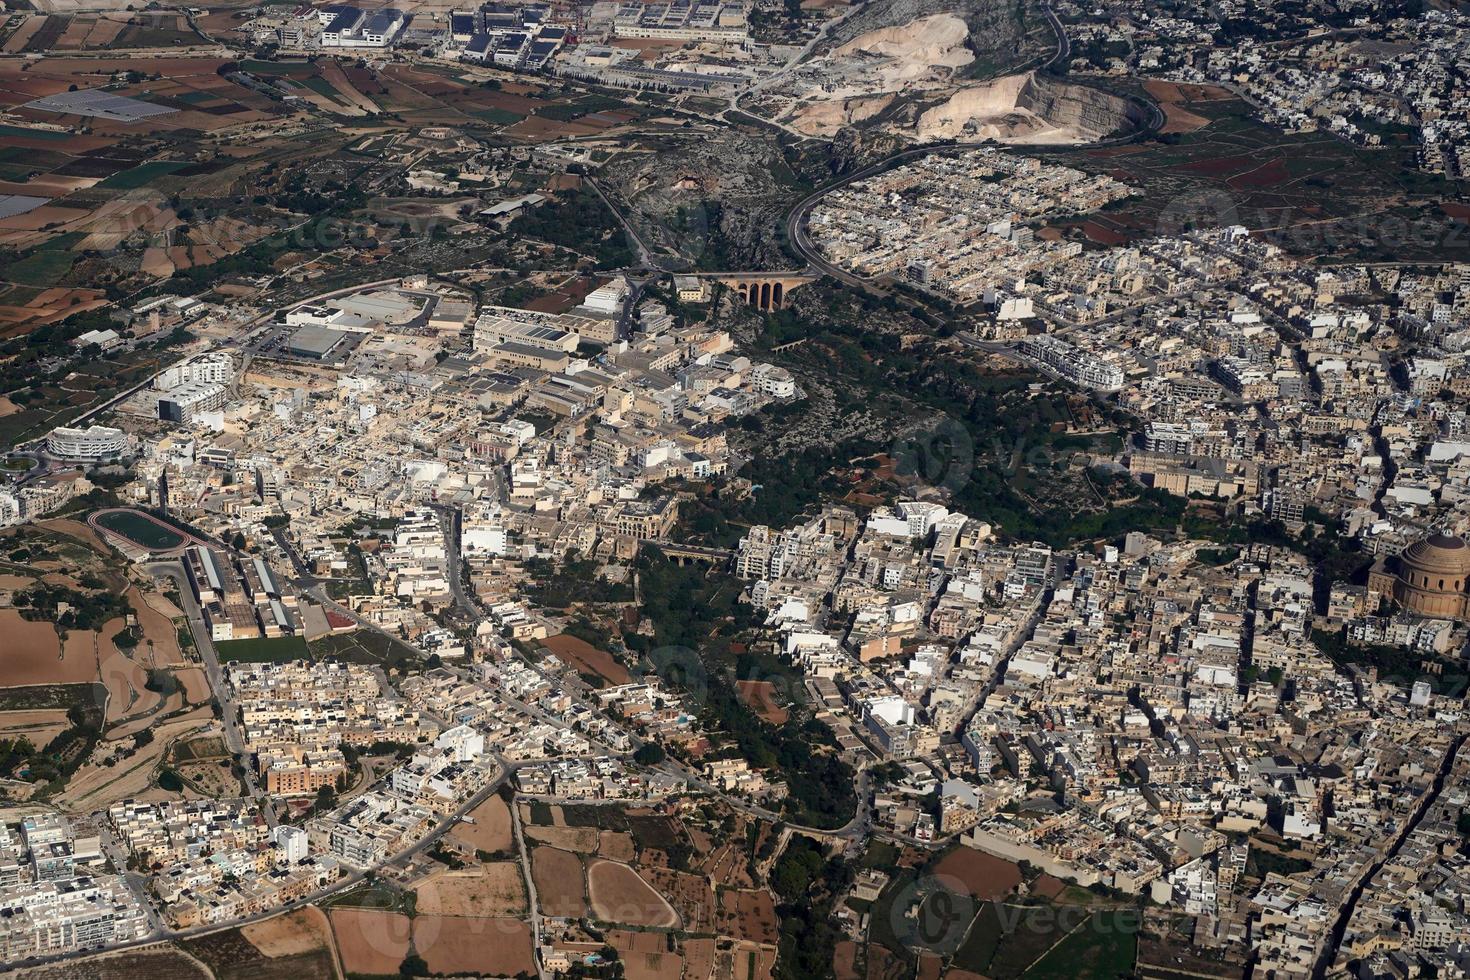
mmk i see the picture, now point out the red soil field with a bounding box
[543,633,630,685]
[1179,153,1258,176]
[1078,220,1129,246]
[532,846,587,917]
[328,908,411,976]
[1156,101,1211,135]
[685,938,717,980]
[1227,158,1289,189]
[736,680,788,724]
[609,929,683,980]
[0,609,94,686]
[719,888,779,944]
[645,867,717,933]
[587,859,678,927]
[413,915,535,976]
[932,846,1022,901]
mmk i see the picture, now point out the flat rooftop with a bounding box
[287,325,351,358]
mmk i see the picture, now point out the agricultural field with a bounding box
[541,632,630,685]
[414,862,527,917]
[327,907,412,977]
[1040,91,1470,263]
[608,929,684,980]
[412,915,535,977]
[526,822,601,853]
[446,792,513,853]
[181,909,338,980]
[645,866,719,933]
[0,49,648,340]
[0,12,200,52]
[4,943,211,980]
[717,888,780,945]
[932,845,1024,902]
[240,907,337,959]
[0,519,209,799]
[587,859,680,927]
[937,895,1141,980]
[531,845,587,918]
[308,629,420,671]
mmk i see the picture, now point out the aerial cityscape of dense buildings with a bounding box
[0,0,1469,978]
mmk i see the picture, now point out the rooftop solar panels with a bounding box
[24,88,177,122]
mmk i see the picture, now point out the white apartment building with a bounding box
[0,877,149,961]
[154,352,233,391]
[46,424,130,461]
[271,825,309,864]
[157,381,227,424]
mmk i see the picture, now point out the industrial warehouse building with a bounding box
[286,325,354,361]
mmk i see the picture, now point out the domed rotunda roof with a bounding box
[1399,534,1470,579]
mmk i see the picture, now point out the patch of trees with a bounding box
[771,837,850,980]
[15,583,129,633]
[627,549,855,828]
[509,189,636,270]
[523,554,632,607]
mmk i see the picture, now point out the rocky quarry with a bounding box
[760,7,1142,145]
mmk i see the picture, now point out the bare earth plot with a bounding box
[241,906,334,958]
[531,845,587,918]
[413,915,535,977]
[588,859,680,927]
[526,824,600,853]
[415,862,527,917]
[0,609,89,686]
[609,930,683,980]
[447,792,513,852]
[329,908,411,977]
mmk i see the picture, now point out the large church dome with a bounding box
[1393,533,1470,618]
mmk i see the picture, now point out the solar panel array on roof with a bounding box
[326,7,362,31]
[363,9,403,34]
[525,39,558,66]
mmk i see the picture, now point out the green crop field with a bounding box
[7,250,76,287]
[238,59,313,75]
[99,160,192,190]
